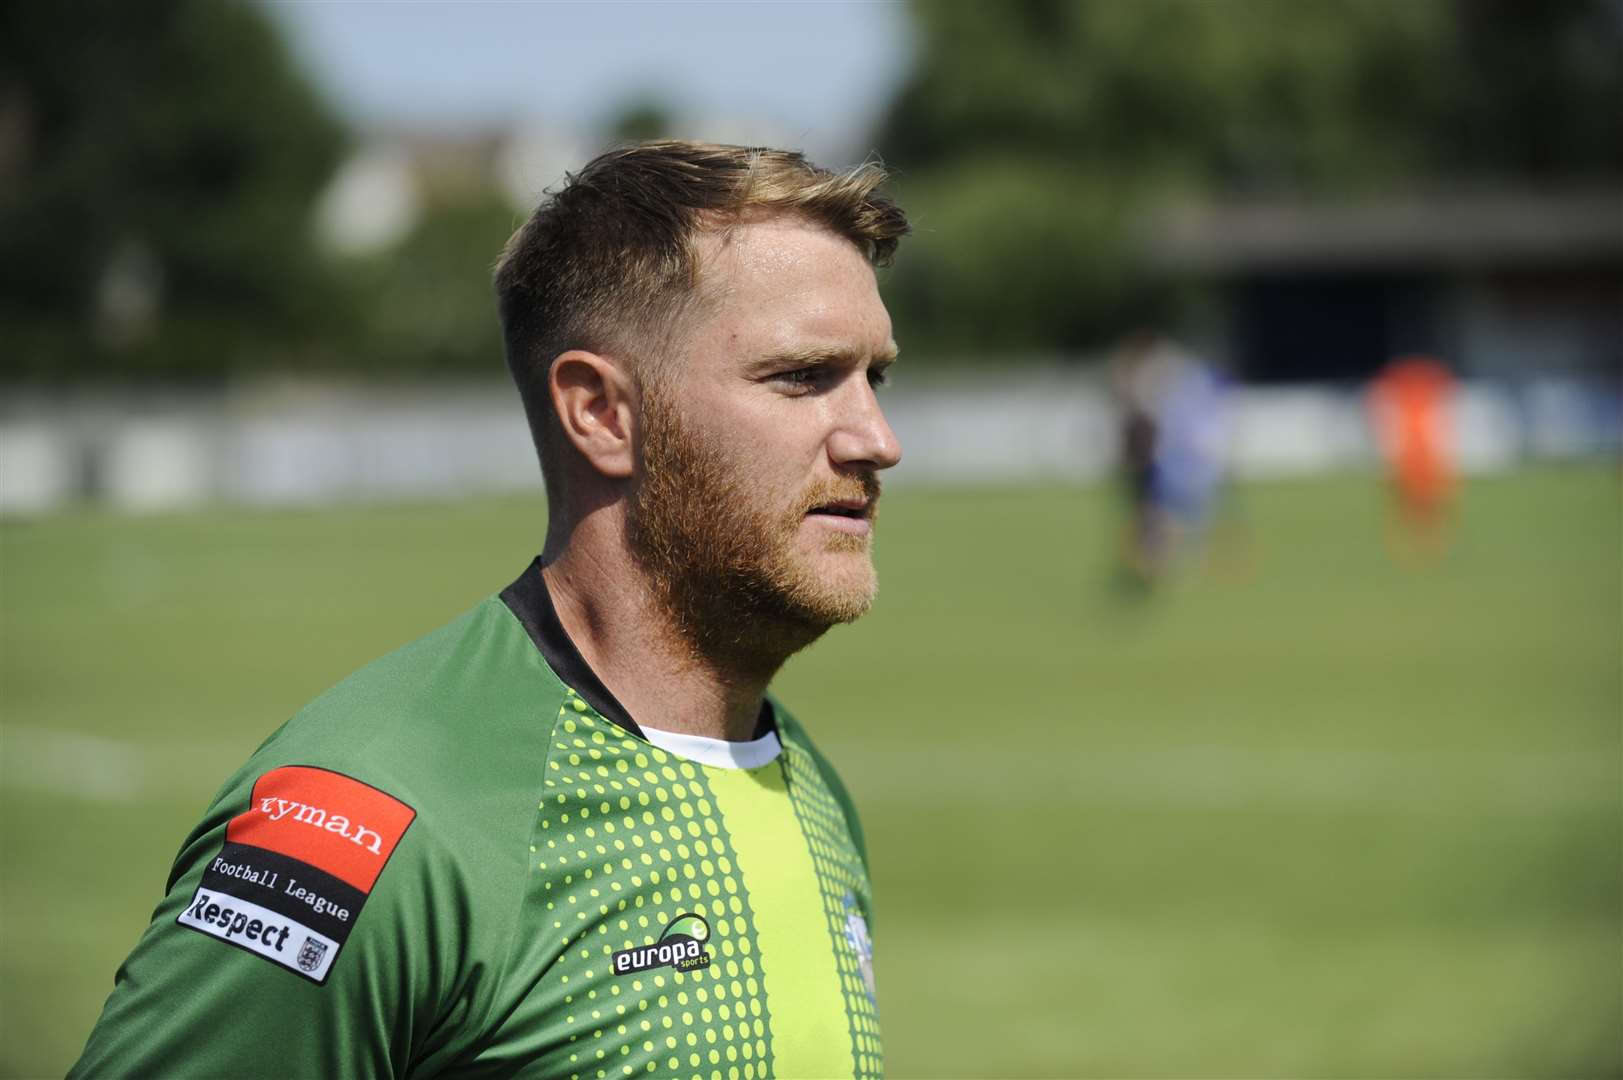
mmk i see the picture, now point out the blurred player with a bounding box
[72,142,905,1078]
[1112,332,1173,585]
[1111,332,1233,586]
[1154,350,1233,559]
[1368,355,1458,563]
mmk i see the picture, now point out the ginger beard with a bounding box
[626,385,882,675]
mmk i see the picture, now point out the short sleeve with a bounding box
[69,762,484,1078]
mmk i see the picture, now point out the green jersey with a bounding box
[71,560,882,1078]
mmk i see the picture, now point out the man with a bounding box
[72,141,908,1079]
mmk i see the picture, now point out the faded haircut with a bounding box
[493,139,909,502]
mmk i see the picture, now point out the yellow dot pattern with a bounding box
[778,733,884,1078]
[535,690,775,1080]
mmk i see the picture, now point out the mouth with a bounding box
[804,496,875,536]
[805,498,872,521]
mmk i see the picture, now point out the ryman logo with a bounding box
[611,913,712,976]
[254,797,387,856]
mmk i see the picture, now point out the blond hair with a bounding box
[494,140,908,497]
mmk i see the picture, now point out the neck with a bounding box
[542,515,798,742]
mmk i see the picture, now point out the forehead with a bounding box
[683,215,894,362]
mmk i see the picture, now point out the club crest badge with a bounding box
[842,892,877,1003]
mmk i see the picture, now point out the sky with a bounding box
[260,1,915,163]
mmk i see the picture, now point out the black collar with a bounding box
[500,558,773,742]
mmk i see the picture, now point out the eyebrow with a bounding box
[747,342,900,374]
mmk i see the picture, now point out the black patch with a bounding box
[199,841,367,942]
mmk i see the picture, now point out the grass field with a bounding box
[2,466,1618,1077]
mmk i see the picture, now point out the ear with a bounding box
[549,350,637,480]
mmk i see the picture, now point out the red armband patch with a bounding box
[227,766,415,891]
[177,766,416,983]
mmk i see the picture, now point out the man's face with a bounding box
[626,215,902,666]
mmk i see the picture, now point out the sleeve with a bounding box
[69,762,489,1079]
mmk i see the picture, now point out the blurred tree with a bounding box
[609,97,677,143]
[0,0,348,377]
[1440,0,1623,180]
[874,0,1623,356]
[344,196,516,374]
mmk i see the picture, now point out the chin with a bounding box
[782,551,878,626]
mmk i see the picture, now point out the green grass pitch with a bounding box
[2,466,1618,1076]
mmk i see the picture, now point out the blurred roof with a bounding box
[1146,190,1623,272]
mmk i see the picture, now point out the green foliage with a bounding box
[886,161,1144,355]
[881,2,1450,188]
[875,0,1623,356]
[0,0,525,379]
[341,198,519,375]
[609,97,677,143]
[1437,0,1623,179]
[6,1,1616,377]
[0,0,348,377]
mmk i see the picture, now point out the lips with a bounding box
[806,498,871,520]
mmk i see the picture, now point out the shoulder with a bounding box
[769,700,871,870]
[245,595,569,815]
[74,594,585,1074]
[771,703,855,803]
[178,594,577,973]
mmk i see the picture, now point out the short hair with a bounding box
[493,139,909,500]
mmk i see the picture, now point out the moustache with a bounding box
[793,473,883,519]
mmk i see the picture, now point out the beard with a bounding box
[625,388,882,677]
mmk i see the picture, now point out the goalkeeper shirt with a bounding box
[70,559,882,1079]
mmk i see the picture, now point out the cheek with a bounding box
[726,407,829,471]
[666,383,830,485]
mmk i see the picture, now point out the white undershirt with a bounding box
[638,725,783,770]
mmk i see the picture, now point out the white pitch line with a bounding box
[6,725,1614,815]
[1,725,246,803]
[826,743,1621,814]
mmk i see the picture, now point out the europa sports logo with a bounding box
[611,913,712,976]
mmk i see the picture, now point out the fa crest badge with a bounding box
[296,936,329,973]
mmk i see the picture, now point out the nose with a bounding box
[827,381,902,472]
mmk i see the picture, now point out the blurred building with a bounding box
[312,125,584,256]
[1146,189,1623,384]
[7,177,1621,516]
[312,112,792,258]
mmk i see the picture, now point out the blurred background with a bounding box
[1,1,1619,1075]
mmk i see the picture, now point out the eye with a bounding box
[772,367,833,393]
[867,366,890,389]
